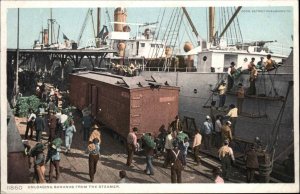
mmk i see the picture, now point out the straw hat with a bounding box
[92,124,100,129]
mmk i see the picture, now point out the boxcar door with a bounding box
[91,85,98,117]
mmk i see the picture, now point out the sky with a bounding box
[6,6,294,55]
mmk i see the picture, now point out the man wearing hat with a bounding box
[256,57,264,70]
[46,141,61,182]
[221,121,233,143]
[82,113,93,143]
[218,80,227,108]
[126,127,138,166]
[168,140,184,183]
[163,128,174,168]
[218,139,235,181]
[47,110,58,142]
[245,144,259,183]
[248,60,258,95]
[227,61,237,91]
[88,137,101,182]
[25,108,36,140]
[192,129,202,165]
[35,112,45,142]
[236,83,245,114]
[202,115,213,150]
[226,104,238,136]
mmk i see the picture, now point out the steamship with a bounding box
[30,7,294,182]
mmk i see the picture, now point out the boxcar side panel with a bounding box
[69,75,89,110]
[131,87,179,138]
[96,82,131,139]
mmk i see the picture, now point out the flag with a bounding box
[63,33,69,40]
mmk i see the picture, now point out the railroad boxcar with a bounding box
[69,71,179,139]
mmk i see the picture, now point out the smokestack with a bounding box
[114,7,127,32]
[43,29,49,45]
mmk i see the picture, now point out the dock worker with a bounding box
[248,57,256,71]
[218,139,235,181]
[218,80,227,108]
[192,129,202,165]
[225,104,238,136]
[25,108,36,140]
[47,110,57,142]
[34,112,45,142]
[264,54,277,71]
[30,142,46,183]
[236,83,245,114]
[163,128,174,168]
[248,62,258,95]
[82,113,93,144]
[142,133,155,175]
[214,115,223,148]
[46,139,62,183]
[65,119,76,154]
[169,140,185,183]
[202,115,213,151]
[88,137,101,182]
[227,62,237,91]
[256,57,264,70]
[126,127,138,167]
[176,128,189,166]
[221,121,233,143]
[170,115,182,138]
[245,144,259,183]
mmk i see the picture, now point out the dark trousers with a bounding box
[229,117,237,136]
[49,160,60,182]
[36,130,42,142]
[249,80,256,95]
[171,167,182,183]
[214,132,222,148]
[163,149,172,168]
[48,128,55,142]
[203,134,212,150]
[126,144,134,166]
[83,127,90,142]
[247,168,256,183]
[227,75,234,91]
[89,154,99,181]
[193,145,200,164]
[237,98,244,114]
[25,121,34,139]
[221,156,232,179]
[219,95,226,107]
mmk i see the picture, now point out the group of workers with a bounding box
[226,54,278,96]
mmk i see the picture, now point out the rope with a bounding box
[147,8,163,60]
[231,7,239,44]
[268,81,292,154]
[235,10,243,44]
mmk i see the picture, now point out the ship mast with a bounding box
[208,7,215,43]
[50,8,53,44]
[97,8,101,36]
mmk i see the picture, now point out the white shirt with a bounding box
[60,114,68,124]
[165,133,173,150]
[28,113,36,122]
[215,120,222,132]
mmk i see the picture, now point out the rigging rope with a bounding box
[147,8,163,60]
[231,7,239,44]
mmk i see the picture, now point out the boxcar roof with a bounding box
[71,71,178,89]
